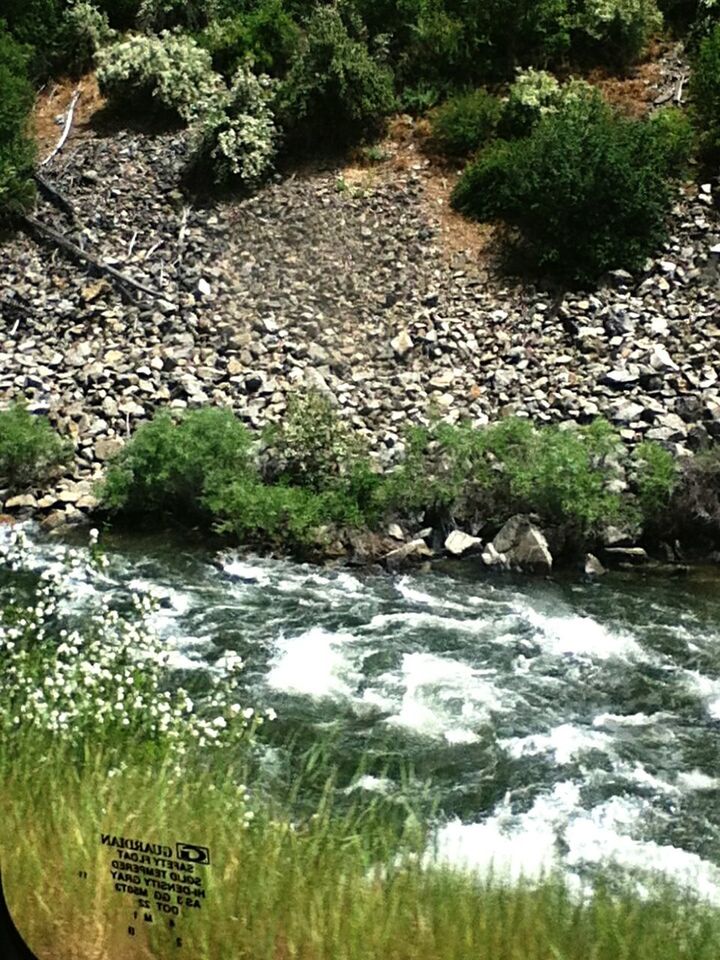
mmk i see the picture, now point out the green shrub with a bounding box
[500,68,595,138]
[2,0,64,78]
[569,0,663,66]
[0,26,36,222]
[189,65,278,188]
[452,89,691,284]
[92,0,143,30]
[96,31,220,124]
[137,0,215,33]
[59,1,116,76]
[361,0,571,103]
[0,404,71,491]
[199,2,301,79]
[277,5,396,149]
[429,88,503,156]
[633,440,677,523]
[264,391,368,492]
[101,407,255,517]
[206,477,369,549]
[690,22,720,155]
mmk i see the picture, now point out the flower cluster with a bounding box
[191,66,278,187]
[96,31,220,123]
[0,527,276,763]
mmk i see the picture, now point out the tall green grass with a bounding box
[2,734,720,960]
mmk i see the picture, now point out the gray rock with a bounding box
[445,530,482,557]
[5,493,38,510]
[391,331,413,359]
[585,553,606,577]
[482,542,508,568]
[492,515,553,574]
[385,538,433,572]
[603,546,649,566]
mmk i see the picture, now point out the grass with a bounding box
[3,735,720,960]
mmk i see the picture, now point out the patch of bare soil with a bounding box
[34,74,105,159]
[344,115,497,272]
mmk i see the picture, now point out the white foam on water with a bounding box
[564,796,720,905]
[383,652,504,744]
[677,770,720,792]
[685,670,720,719]
[267,627,361,700]
[433,783,720,903]
[221,558,272,587]
[502,723,614,765]
[346,775,394,795]
[431,781,581,881]
[593,711,659,728]
[163,649,206,672]
[395,579,436,606]
[520,606,644,661]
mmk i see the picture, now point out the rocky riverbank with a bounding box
[1,88,719,550]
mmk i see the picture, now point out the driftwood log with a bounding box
[21,214,164,302]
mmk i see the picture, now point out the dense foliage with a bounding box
[452,90,693,283]
[429,89,503,157]
[60,0,116,75]
[0,26,36,222]
[0,404,71,491]
[100,400,679,552]
[277,6,396,148]
[96,30,220,122]
[101,406,254,516]
[689,21,720,154]
[199,0,301,78]
[190,65,278,187]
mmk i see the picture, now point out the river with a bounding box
[3,523,720,902]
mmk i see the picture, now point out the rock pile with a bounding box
[0,121,719,528]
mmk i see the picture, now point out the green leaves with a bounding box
[0,404,71,491]
[453,89,691,284]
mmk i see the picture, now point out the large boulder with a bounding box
[445,530,482,557]
[384,538,434,572]
[492,515,553,574]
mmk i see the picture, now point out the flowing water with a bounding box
[3,524,720,900]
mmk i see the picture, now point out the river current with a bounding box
[3,524,720,901]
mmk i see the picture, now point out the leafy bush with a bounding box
[452,89,691,284]
[569,0,663,66]
[206,477,369,549]
[96,31,220,124]
[264,391,368,491]
[2,0,64,78]
[199,2,301,79]
[0,404,71,491]
[60,1,116,76]
[137,0,215,33]
[189,65,278,187]
[101,407,254,517]
[0,26,36,222]
[92,0,143,30]
[429,88,503,156]
[633,440,677,523]
[361,0,571,103]
[382,417,628,536]
[277,5,396,149]
[689,22,720,155]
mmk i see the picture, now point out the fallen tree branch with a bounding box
[41,90,81,167]
[21,214,164,301]
[33,172,81,226]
